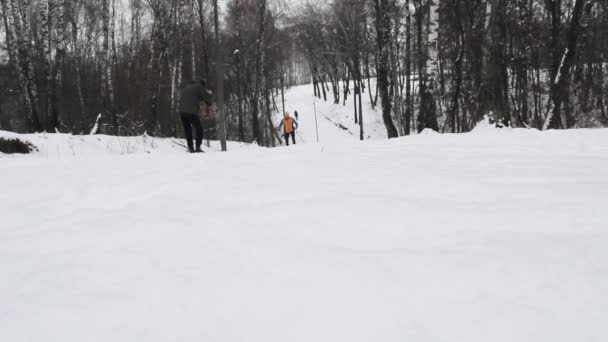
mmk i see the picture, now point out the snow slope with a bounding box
[1,125,608,341]
[280,80,388,144]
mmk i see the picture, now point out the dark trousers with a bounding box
[180,112,203,151]
[284,132,296,146]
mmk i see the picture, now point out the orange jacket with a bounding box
[280,117,297,134]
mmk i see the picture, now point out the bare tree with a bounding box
[374,0,399,138]
[101,0,116,133]
[213,0,227,151]
[543,0,587,129]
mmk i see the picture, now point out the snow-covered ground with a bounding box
[1,115,608,341]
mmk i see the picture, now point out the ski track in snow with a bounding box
[1,84,608,342]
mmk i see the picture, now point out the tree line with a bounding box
[297,0,608,138]
[0,0,301,146]
[1,0,607,144]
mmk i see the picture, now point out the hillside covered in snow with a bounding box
[278,80,390,143]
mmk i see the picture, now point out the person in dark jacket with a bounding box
[179,79,213,153]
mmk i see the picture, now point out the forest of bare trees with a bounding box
[297,0,608,137]
[1,0,607,144]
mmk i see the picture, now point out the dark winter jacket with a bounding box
[179,81,212,115]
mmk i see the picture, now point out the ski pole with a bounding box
[313,98,319,143]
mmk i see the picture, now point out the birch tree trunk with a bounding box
[543,0,586,130]
[233,0,245,141]
[251,0,267,144]
[70,10,86,122]
[190,0,196,78]
[418,0,440,132]
[40,0,53,130]
[213,0,227,151]
[102,0,116,133]
[404,0,412,135]
[196,0,210,78]
[171,0,185,122]
[16,0,37,106]
[4,0,42,131]
[448,0,465,133]
[53,0,66,130]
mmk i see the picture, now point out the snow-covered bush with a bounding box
[0,137,37,154]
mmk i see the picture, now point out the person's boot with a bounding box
[194,146,203,153]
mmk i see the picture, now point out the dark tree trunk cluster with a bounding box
[294,0,607,137]
[1,0,607,140]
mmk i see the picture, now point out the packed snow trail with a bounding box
[1,127,608,342]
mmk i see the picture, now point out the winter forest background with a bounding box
[1,0,607,146]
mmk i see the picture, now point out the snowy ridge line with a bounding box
[0,130,255,158]
[3,123,608,159]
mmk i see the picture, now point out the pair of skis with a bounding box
[171,139,205,153]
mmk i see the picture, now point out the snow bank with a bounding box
[1,127,607,342]
[471,114,505,133]
[0,130,254,158]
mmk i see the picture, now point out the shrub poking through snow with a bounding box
[0,137,37,154]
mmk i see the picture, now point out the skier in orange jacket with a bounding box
[278,112,299,146]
